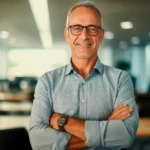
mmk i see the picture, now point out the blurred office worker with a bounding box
[29,1,139,150]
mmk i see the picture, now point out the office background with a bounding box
[0,0,150,150]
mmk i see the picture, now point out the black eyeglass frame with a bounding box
[68,25,102,36]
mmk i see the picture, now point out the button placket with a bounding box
[80,81,86,105]
[81,99,85,103]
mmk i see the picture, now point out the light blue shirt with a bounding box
[29,58,139,150]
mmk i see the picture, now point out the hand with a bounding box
[108,104,133,120]
[49,113,61,130]
[66,136,87,150]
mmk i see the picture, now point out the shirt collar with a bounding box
[65,57,103,76]
[94,57,103,74]
[65,59,74,76]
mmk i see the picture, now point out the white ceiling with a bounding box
[0,0,150,49]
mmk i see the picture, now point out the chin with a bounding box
[76,54,94,59]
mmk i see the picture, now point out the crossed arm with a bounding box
[30,72,139,150]
[50,104,133,150]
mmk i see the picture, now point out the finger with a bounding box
[114,109,132,119]
[111,106,132,118]
[112,106,132,118]
[114,113,131,120]
[109,105,132,120]
[113,104,128,114]
[109,112,131,120]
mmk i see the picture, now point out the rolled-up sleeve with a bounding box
[29,74,71,150]
[85,71,139,148]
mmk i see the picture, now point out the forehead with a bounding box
[69,6,100,26]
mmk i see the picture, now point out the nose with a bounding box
[79,27,89,39]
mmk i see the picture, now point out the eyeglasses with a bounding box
[68,25,101,36]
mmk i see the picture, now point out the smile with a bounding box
[77,43,91,47]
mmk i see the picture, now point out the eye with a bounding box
[72,26,82,31]
[88,26,97,32]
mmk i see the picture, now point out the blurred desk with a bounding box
[0,92,28,102]
[0,92,31,115]
[0,101,32,115]
[0,116,30,131]
[137,117,150,137]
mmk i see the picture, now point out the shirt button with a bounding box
[81,100,84,103]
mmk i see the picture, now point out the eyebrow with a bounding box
[69,24,82,26]
[69,24,100,27]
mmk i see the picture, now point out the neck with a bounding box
[72,56,98,78]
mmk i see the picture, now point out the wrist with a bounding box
[64,117,86,141]
[64,117,76,130]
[57,114,68,131]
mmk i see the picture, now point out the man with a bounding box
[29,1,139,150]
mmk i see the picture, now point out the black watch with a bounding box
[57,115,68,131]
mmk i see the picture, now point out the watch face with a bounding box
[58,118,65,125]
[57,115,68,131]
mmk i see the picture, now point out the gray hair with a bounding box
[66,1,103,28]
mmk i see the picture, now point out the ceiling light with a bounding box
[120,21,133,29]
[0,31,10,39]
[119,41,128,49]
[104,31,114,40]
[40,32,52,49]
[29,0,52,49]
[131,36,140,44]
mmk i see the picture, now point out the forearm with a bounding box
[64,117,86,141]
[85,117,138,148]
[50,113,87,149]
[66,135,87,150]
[50,100,138,149]
[29,124,71,150]
[29,125,56,150]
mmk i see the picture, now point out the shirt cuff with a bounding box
[53,132,71,150]
[85,120,107,147]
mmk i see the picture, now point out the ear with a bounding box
[99,29,104,44]
[64,28,70,43]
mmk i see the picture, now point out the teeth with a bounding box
[79,43,90,45]
[80,45,88,46]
